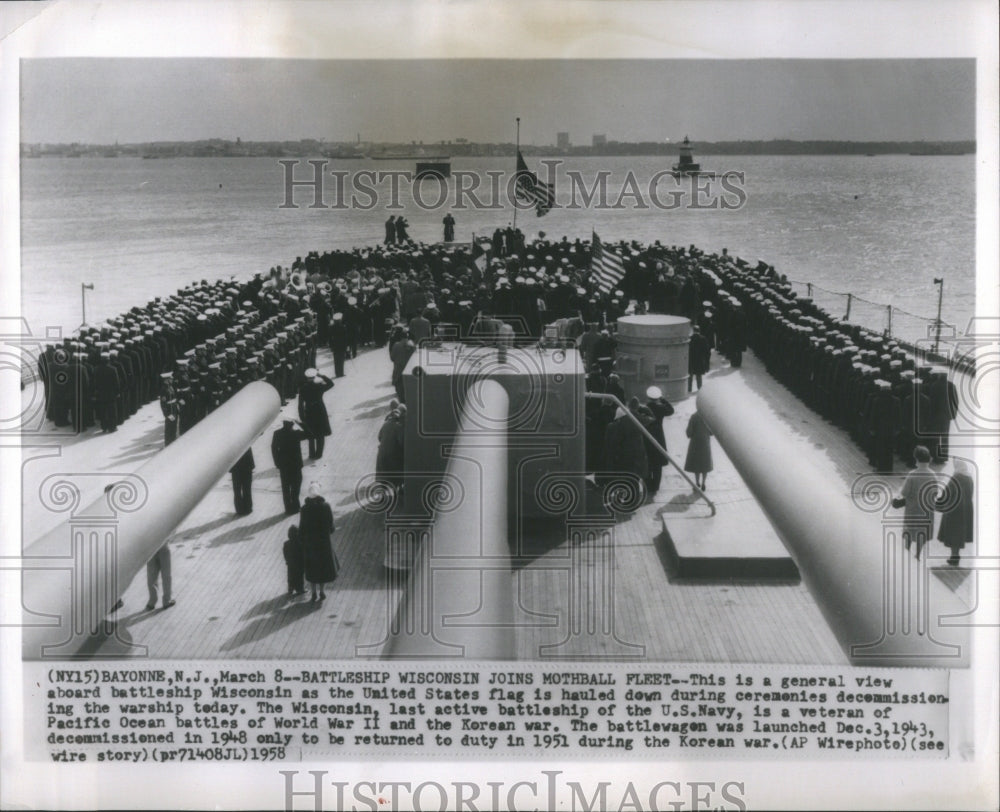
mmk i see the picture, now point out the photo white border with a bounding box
[2,1,997,809]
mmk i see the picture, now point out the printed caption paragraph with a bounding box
[31,664,950,761]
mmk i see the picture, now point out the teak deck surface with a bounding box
[20,344,969,664]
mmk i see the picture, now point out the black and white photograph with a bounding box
[1,1,997,810]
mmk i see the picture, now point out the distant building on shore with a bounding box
[592,133,607,148]
[556,132,570,149]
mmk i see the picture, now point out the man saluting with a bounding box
[271,419,310,514]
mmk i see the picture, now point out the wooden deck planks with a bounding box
[22,344,952,665]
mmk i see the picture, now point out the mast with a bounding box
[932,277,944,356]
[513,117,520,231]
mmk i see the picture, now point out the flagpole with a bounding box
[513,117,520,231]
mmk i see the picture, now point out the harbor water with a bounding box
[20,154,974,342]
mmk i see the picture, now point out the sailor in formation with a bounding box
[38,240,961,483]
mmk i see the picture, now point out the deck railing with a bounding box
[786,278,975,377]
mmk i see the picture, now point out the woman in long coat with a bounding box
[935,459,974,566]
[299,483,339,601]
[298,368,334,459]
[684,410,714,491]
[376,405,406,493]
[601,406,648,506]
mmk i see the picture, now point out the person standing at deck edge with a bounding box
[229,446,255,516]
[935,458,974,566]
[145,542,174,611]
[684,410,714,491]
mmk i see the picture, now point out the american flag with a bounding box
[514,150,554,217]
[590,231,626,294]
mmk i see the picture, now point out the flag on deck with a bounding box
[590,231,626,294]
[515,150,554,217]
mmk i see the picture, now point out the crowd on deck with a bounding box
[33,233,973,609]
[37,234,961,483]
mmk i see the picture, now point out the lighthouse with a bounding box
[670,136,714,177]
[677,136,696,169]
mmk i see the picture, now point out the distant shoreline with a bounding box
[20,139,975,160]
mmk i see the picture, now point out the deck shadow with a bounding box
[173,514,236,540]
[241,592,300,621]
[205,512,288,548]
[353,406,395,421]
[931,565,972,593]
[76,624,139,658]
[78,608,160,658]
[97,423,165,464]
[654,491,703,515]
[509,517,570,570]
[352,392,398,410]
[219,597,325,652]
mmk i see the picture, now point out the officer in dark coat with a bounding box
[176,382,196,435]
[592,330,616,376]
[395,216,410,244]
[376,405,406,491]
[727,302,747,368]
[92,351,122,433]
[384,215,396,245]
[584,365,610,473]
[899,374,930,465]
[297,368,334,459]
[328,313,348,378]
[229,447,255,516]
[159,373,179,446]
[688,325,711,392]
[869,380,901,473]
[924,369,959,462]
[45,341,72,426]
[271,419,310,514]
[443,212,456,242]
[601,406,648,506]
[390,332,416,403]
[644,385,675,494]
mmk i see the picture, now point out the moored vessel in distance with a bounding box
[415,160,451,178]
[669,136,716,178]
[325,149,366,159]
[369,150,451,160]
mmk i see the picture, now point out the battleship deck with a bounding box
[19,346,971,663]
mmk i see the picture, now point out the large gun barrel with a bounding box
[697,376,969,667]
[384,379,514,659]
[22,381,281,658]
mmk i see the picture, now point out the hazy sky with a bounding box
[20,58,975,144]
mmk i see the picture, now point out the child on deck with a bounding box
[283,525,305,596]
